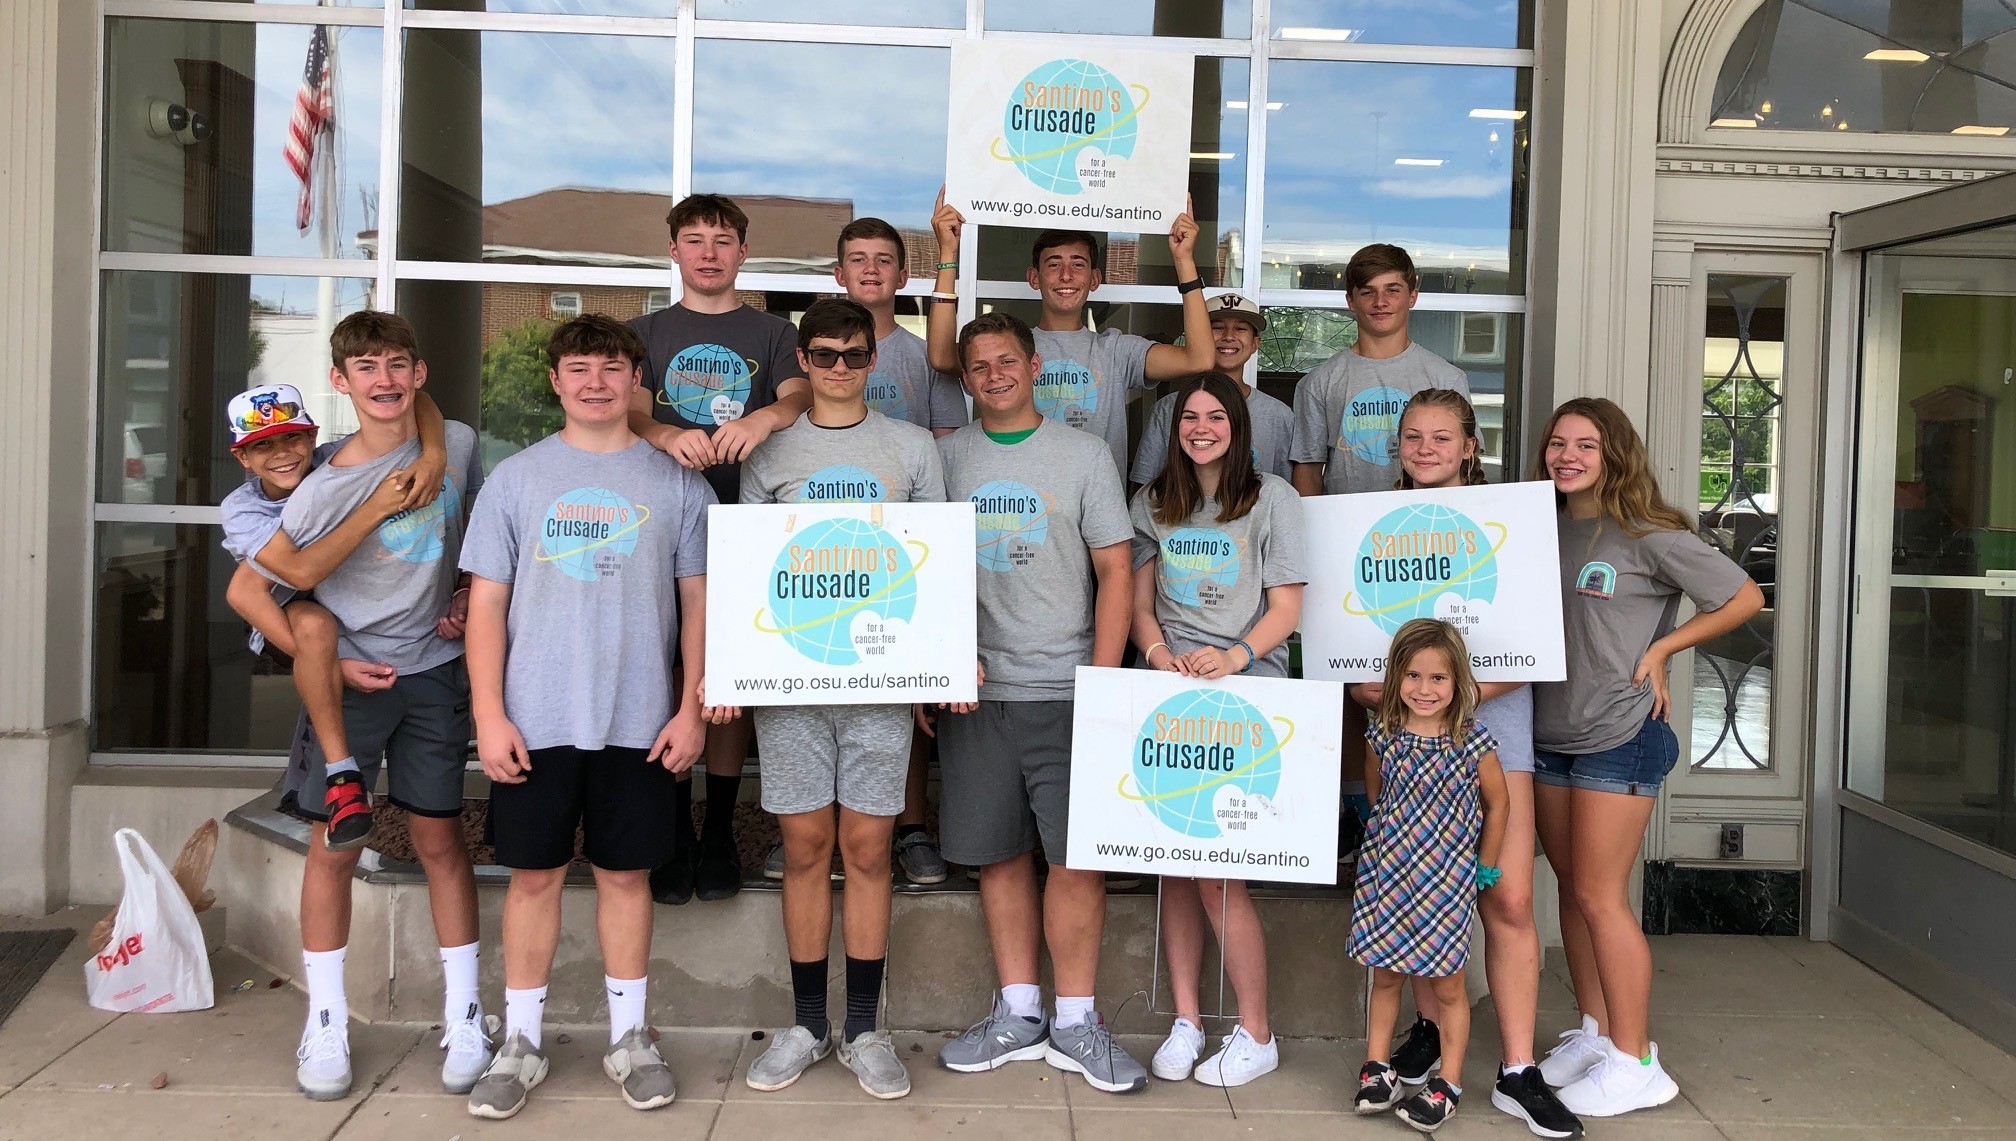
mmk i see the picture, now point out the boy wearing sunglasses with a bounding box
[731,298,947,1101]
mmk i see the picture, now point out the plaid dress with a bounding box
[1346,721,1496,977]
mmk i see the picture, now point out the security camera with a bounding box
[145,99,210,146]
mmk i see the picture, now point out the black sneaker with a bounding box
[1353,1060,1402,1114]
[695,833,743,901]
[1397,1076,1460,1133]
[1392,1015,1442,1085]
[649,849,697,906]
[1492,1065,1583,1138]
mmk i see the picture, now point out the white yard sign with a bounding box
[1301,481,1566,683]
[1066,667,1342,885]
[945,40,1195,229]
[704,503,978,706]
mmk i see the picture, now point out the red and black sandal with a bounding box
[324,778,374,852]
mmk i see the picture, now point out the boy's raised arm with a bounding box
[391,392,449,512]
[925,187,963,376]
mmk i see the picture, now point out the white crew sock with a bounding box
[302,946,348,1039]
[325,756,361,779]
[505,985,548,1050]
[1054,995,1095,1030]
[1001,983,1042,1020]
[606,975,647,1045]
[439,941,481,1025]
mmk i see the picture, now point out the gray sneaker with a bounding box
[763,839,785,881]
[745,1024,832,1092]
[894,832,948,884]
[838,1029,912,1099]
[466,1033,549,1120]
[603,1025,676,1110]
[939,996,1050,1073]
[1045,1016,1148,1093]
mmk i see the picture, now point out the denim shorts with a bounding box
[1533,714,1679,798]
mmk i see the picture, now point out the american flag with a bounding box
[284,26,334,233]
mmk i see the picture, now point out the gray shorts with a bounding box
[298,658,470,820]
[754,704,912,817]
[937,700,1073,867]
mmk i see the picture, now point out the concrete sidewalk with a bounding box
[3,908,2013,1140]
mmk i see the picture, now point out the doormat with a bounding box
[0,928,77,1030]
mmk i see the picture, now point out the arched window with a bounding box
[1711,0,2016,135]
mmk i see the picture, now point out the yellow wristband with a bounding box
[1146,642,1169,663]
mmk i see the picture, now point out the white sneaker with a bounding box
[1538,1014,1609,1088]
[1193,1025,1278,1088]
[1150,1018,1205,1081]
[1556,1042,1679,1118]
[440,1010,498,1094]
[296,1017,353,1101]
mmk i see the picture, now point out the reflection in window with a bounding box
[692,40,948,276]
[1711,0,2016,135]
[410,0,672,13]
[1260,61,1528,295]
[102,19,382,259]
[986,0,1249,38]
[1270,0,1531,49]
[99,272,372,506]
[398,31,675,268]
[698,0,961,26]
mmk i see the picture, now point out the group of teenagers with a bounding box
[217,191,1761,1137]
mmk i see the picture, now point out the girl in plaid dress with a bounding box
[1350,619,1509,1133]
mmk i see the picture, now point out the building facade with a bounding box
[4,0,2015,1045]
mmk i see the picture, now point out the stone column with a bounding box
[0,0,99,912]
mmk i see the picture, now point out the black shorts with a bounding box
[488,745,680,871]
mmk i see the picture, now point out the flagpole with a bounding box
[314,4,342,429]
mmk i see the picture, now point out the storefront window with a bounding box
[698,0,962,26]
[398,31,675,268]
[1270,0,1533,49]
[102,19,382,260]
[1260,60,1529,295]
[986,0,1250,39]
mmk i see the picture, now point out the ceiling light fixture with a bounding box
[1468,109,1527,121]
[1864,48,1929,62]
[1394,157,1445,166]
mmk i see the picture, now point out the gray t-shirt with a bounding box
[1534,514,1751,755]
[867,326,968,432]
[1290,342,1469,494]
[629,302,804,507]
[278,421,483,672]
[1131,386,1296,486]
[1129,474,1306,678]
[220,440,343,652]
[1474,685,1535,774]
[938,420,1132,700]
[459,436,713,752]
[740,410,947,505]
[1032,326,1153,477]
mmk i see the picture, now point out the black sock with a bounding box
[893,824,926,843]
[703,773,740,846]
[843,956,884,1042]
[670,778,695,851]
[790,958,829,1039]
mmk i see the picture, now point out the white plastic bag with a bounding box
[84,828,215,1013]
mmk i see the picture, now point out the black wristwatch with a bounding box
[1177,277,1205,294]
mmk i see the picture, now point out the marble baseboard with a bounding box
[1642,861,1802,936]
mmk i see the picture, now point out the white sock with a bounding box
[439,941,481,1025]
[1502,1062,1534,1075]
[505,986,547,1050]
[606,975,647,1045]
[325,756,360,779]
[302,947,348,1039]
[1001,983,1042,1020]
[1054,995,1095,1030]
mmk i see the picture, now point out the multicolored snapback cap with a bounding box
[1206,291,1266,332]
[227,384,319,448]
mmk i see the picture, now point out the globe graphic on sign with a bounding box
[996,59,1143,195]
[1160,526,1241,606]
[1123,689,1286,839]
[536,486,647,583]
[662,343,755,423]
[1344,503,1505,635]
[971,479,1051,572]
[760,517,921,666]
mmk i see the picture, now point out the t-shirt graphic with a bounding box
[863,368,912,423]
[660,343,757,426]
[537,487,650,582]
[376,476,462,565]
[1337,384,1410,466]
[1159,527,1244,607]
[800,464,888,503]
[1576,560,1617,599]
[867,327,968,431]
[970,479,1053,572]
[1034,359,1099,428]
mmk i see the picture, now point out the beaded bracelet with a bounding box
[1233,639,1257,672]
[1475,864,1502,889]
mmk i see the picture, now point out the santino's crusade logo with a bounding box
[755,516,928,666]
[990,58,1162,223]
[1121,689,1290,840]
[1343,502,1509,638]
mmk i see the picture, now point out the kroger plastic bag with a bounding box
[83,828,215,1013]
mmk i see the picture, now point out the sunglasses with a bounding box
[806,347,873,369]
